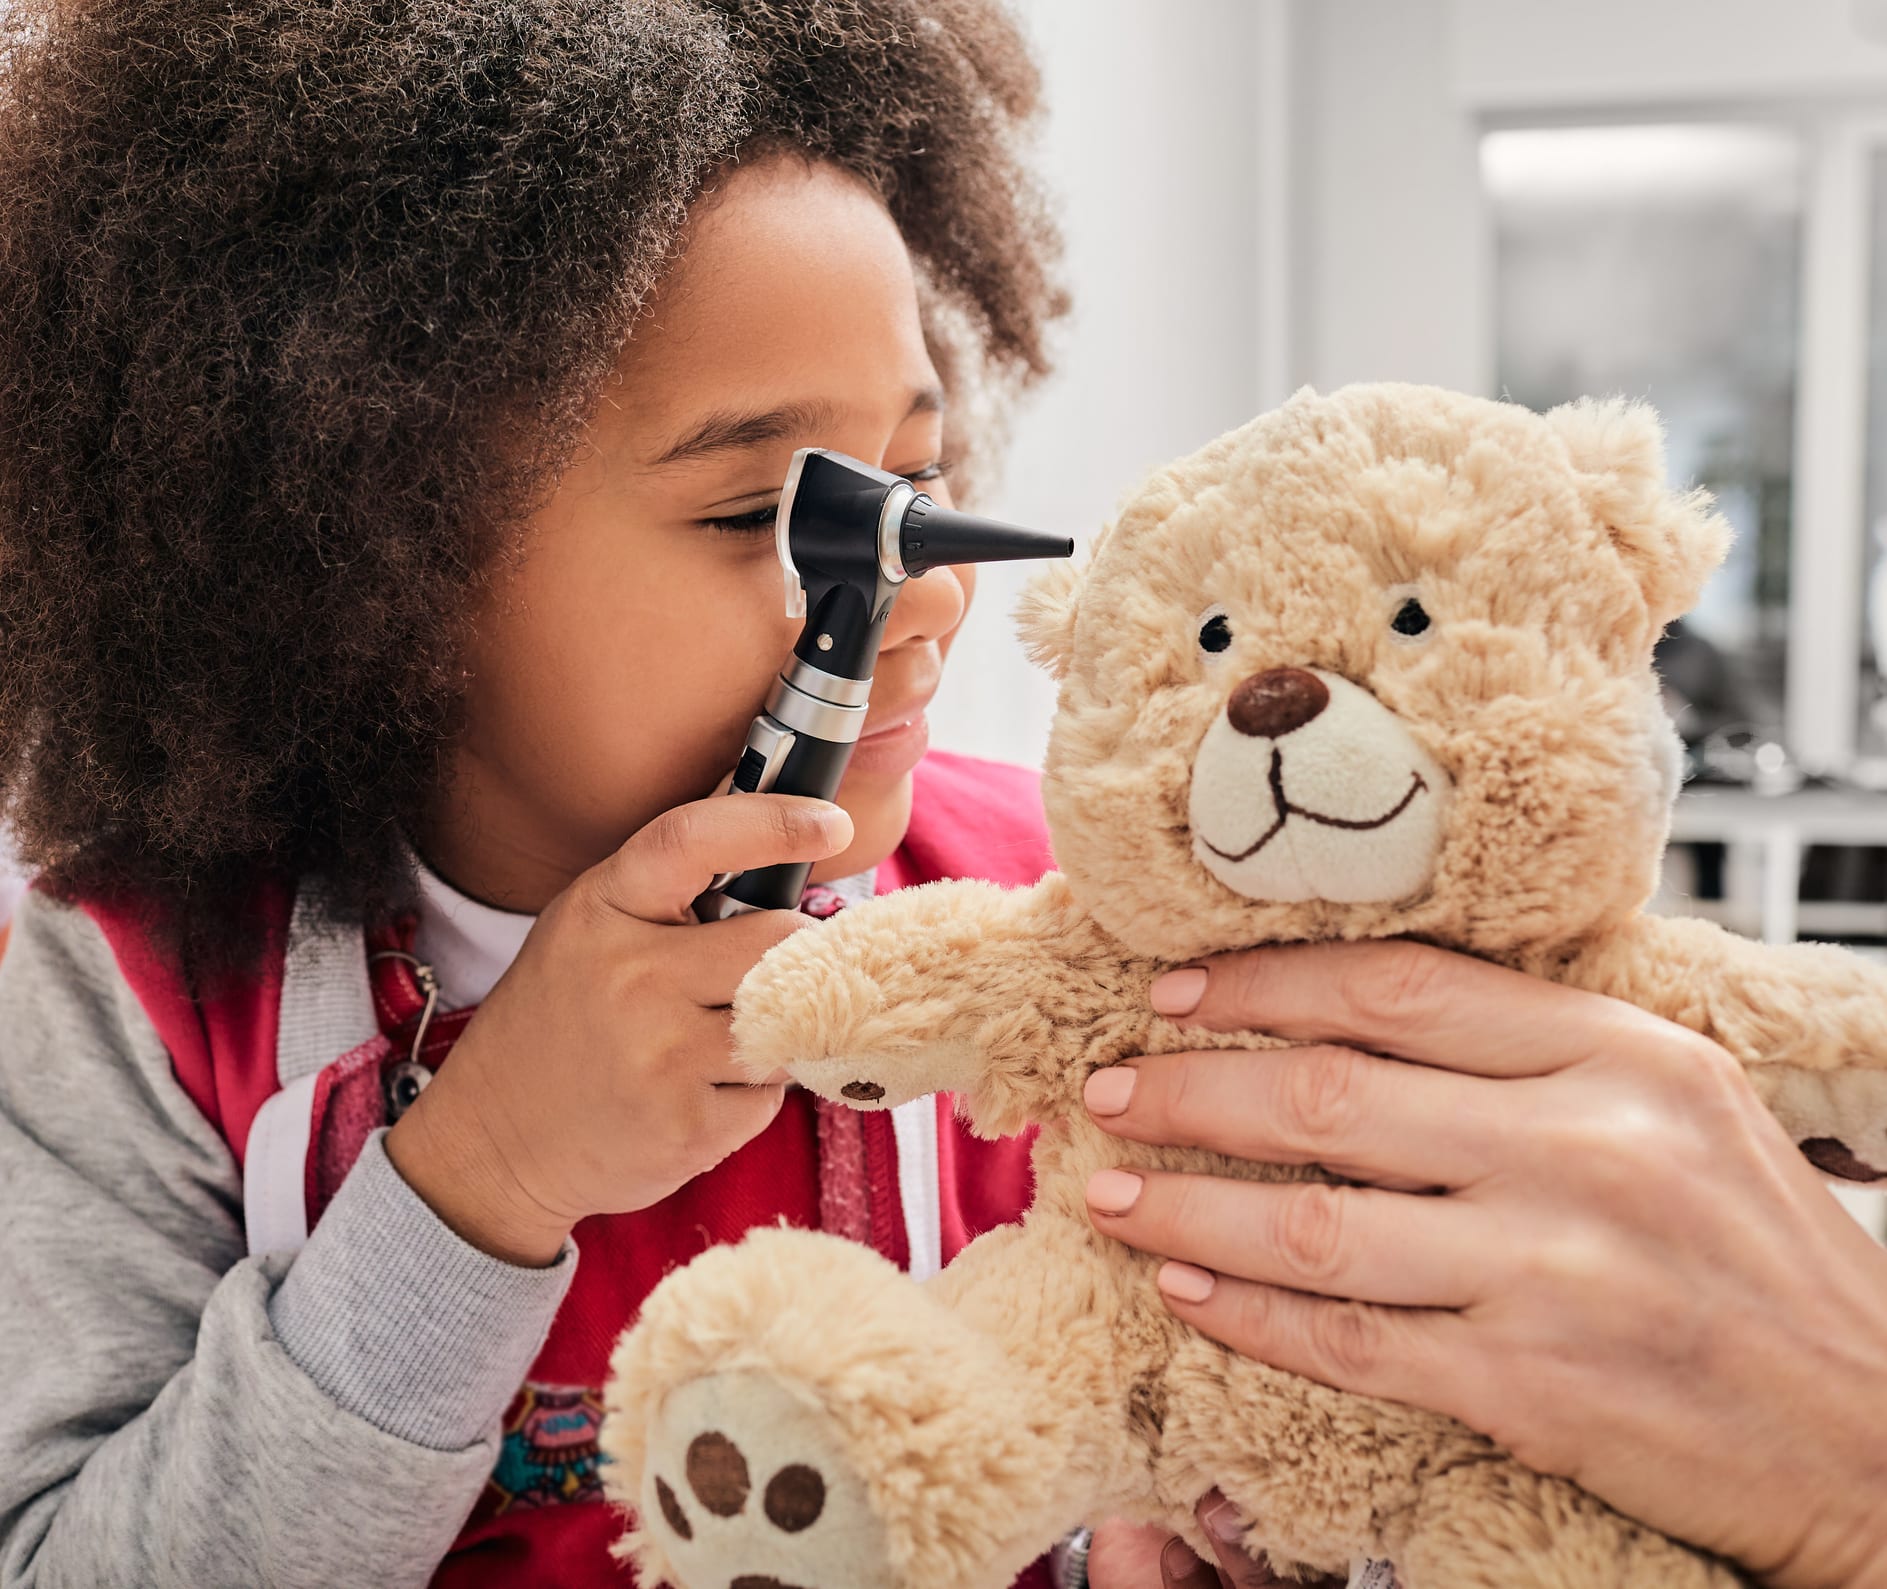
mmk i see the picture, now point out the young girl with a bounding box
[0,3,1078,1584]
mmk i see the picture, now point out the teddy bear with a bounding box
[599,382,1887,1589]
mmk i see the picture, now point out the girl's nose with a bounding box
[882,558,969,648]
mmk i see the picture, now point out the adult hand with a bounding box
[1082,941,1887,1589]
[1087,1494,1341,1588]
[387,794,851,1265]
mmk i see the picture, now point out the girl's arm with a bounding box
[0,892,572,1589]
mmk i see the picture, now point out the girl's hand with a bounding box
[386,794,852,1265]
[1086,1494,1342,1588]
[1082,942,1887,1589]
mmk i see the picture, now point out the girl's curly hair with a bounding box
[0,0,1063,965]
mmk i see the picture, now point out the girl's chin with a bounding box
[813,760,921,883]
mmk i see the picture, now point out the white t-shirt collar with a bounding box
[403,846,880,1012]
[408,851,536,1011]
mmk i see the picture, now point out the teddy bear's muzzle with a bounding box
[1189,668,1452,907]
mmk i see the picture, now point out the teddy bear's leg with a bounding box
[601,1222,1091,1589]
[1154,1339,1741,1588]
[1382,1458,1744,1589]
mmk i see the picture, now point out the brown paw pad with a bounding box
[655,1475,693,1541]
[685,1430,750,1517]
[763,1463,825,1532]
[1800,1137,1887,1182]
[657,1434,828,1551]
[840,1080,885,1102]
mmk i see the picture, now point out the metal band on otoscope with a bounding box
[877,480,915,583]
[763,663,869,744]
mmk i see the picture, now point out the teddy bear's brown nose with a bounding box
[1226,667,1329,738]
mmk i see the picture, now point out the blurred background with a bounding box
[950,0,1887,941]
[945,0,1887,1230]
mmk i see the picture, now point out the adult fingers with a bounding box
[587,795,854,923]
[1150,940,1665,1080]
[1086,1169,1489,1309]
[1085,1045,1504,1189]
[1154,1266,1481,1427]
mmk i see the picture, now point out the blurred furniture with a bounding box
[1665,784,1887,945]
[1662,785,1887,1237]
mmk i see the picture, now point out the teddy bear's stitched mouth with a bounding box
[1200,747,1430,864]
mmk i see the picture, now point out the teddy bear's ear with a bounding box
[1014,544,1095,680]
[1541,396,1731,628]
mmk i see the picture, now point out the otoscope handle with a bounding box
[716,732,854,912]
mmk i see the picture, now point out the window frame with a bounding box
[1477,103,1887,786]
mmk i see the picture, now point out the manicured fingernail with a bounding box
[1151,966,1208,1016]
[1160,1536,1221,1589]
[1085,1168,1144,1214]
[1084,1067,1137,1116]
[1202,1497,1246,1546]
[1157,1260,1217,1304]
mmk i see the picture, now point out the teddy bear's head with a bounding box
[1017,383,1731,964]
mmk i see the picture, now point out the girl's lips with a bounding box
[846,710,930,777]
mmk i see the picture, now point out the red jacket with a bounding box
[83,751,1058,1588]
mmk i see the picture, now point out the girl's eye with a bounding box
[1197,610,1233,653]
[1391,596,1431,638]
[903,456,953,484]
[699,504,778,535]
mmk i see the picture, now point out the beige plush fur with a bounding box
[602,383,1887,1588]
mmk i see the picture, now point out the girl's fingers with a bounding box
[1084,1518,1191,1589]
[1151,940,1666,1080]
[1194,1492,1340,1588]
[665,906,814,1010]
[1086,1169,1488,1308]
[589,794,854,923]
[1160,1537,1226,1589]
[1085,1045,1503,1189]
[1156,1267,1479,1423]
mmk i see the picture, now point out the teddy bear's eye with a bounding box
[1390,597,1431,638]
[1197,612,1233,654]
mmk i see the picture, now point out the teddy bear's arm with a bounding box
[1558,911,1887,1178]
[732,872,1132,1137]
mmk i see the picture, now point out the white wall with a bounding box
[1296,0,1489,395]
[927,0,1270,772]
[929,0,1887,775]
[1451,0,1887,110]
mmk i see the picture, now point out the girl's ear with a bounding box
[1014,528,1105,680]
[1542,396,1732,628]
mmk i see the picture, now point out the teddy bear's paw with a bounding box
[785,1038,980,1111]
[638,1370,892,1589]
[1750,1063,1887,1182]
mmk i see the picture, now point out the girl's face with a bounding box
[424,156,973,910]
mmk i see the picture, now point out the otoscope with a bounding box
[693,448,1073,920]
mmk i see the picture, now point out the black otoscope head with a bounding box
[777,449,1074,682]
[694,448,1072,919]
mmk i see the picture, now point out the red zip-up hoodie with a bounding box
[82,750,1058,1588]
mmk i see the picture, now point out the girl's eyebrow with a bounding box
[648,386,944,469]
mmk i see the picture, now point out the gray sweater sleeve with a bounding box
[0,892,576,1589]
